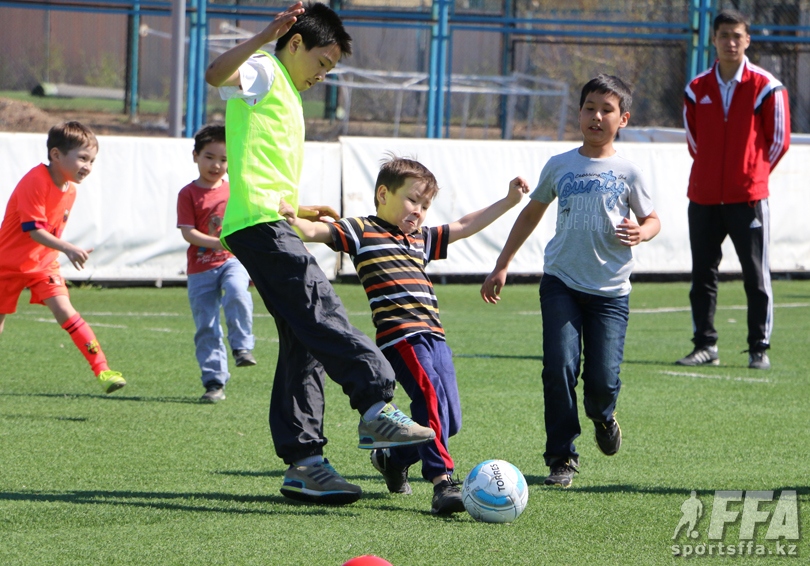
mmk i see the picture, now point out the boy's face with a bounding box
[578,91,629,148]
[713,22,750,67]
[49,144,98,185]
[193,141,228,188]
[375,177,435,234]
[284,35,341,92]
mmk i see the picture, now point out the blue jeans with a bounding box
[188,258,255,388]
[539,274,628,466]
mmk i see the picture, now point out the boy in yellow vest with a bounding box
[205,2,435,505]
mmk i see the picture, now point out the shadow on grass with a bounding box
[0,413,89,422]
[521,478,810,497]
[0,392,202,404]
[455,353,543,361]
[0,489,373,515]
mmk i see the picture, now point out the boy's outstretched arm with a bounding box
[28,229,92,270]
[615,211,661,247]
[205,2,304,87]
[447,177,530,244]
[279,199,333,243]
[480,199,549,304]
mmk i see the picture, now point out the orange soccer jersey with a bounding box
[0,164,77,275]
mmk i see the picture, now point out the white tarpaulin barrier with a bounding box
[1,132,807,280]
[0,132,341,281]
[339,136,809,275]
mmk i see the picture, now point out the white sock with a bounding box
[362,401,388,422]
[294,455,323,467]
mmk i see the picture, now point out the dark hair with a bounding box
[47,121,97,156]
[579,74,633,114]
[714,9,750,34]
[275,2,352,57]
[193,124,226,154]
[374,155,439,208]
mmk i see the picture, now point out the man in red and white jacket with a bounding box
[678,9,790,370]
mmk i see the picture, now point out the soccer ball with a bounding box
[462,459,528,523]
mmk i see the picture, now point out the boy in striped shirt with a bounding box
[282,157,528,514]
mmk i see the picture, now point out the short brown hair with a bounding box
[374,155,439,208]
[47,121,98,157]
[714,9,750,34]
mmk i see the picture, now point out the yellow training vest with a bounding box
[221,52,304,241]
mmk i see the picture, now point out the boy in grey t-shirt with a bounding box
[481,75,661,488]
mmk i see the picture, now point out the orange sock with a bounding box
[62,313,109,376]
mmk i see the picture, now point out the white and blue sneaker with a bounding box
[358,403,435,449]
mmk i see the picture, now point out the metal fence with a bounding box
[0,0,808,138]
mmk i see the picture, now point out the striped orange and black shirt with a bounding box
[328,215,450,349]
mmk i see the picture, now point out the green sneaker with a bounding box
[280,459,362,505]
[97,370,126,394]
[358,403,436,449]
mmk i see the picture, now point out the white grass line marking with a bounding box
[518,302,809,315]
[659,370,772,384]
[88,323,128,329]
[80,311,183,317]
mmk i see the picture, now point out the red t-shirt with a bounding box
[0,164,76,275]
[176,181,234,275]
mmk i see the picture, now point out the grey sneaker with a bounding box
[370,449,411,494]
[544,459,579,488]
[594,416,622,456]
[280,459,362,505]
[676,345,719,366]
[200,385,225,403]
[431,478,465,515]
[358,403,436,449]
[748,350,771,370]
[233,349,257,367]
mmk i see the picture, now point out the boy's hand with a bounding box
[298,204,340,223]
[616,216,641,247]
[480,268,507,304]
[279,198,297,224]
[259,2,305,43]
[507,176,530,205]
[64,244,93,270]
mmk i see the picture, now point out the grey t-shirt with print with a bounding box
[531,148,655,297]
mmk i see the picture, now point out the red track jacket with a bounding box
[684,57,790,205]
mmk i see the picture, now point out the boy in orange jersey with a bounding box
[0,121,126,393]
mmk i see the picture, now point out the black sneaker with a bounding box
[431,478,465,515]
[748,350,771,370]
[370,449,411,494]
[676,345,719,366]
[200,385,225,403]
[594,416,622,456]
[544,459,579,488]
[233,349,257,367]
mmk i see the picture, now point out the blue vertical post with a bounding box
[688,0,716,80]
[194,0,208,132]
[185,0,199,137]
[128,0,141,120]
[427,0,451,138]
[499,0,513,139]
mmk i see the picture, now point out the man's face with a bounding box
[713,22,750,67]
[286,36,342,92]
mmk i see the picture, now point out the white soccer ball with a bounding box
[462,459,528,523]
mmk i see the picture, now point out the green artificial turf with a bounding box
[1,281,808,565]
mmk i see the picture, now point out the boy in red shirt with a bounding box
[0,121,126,393]
[177,124,256,403]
